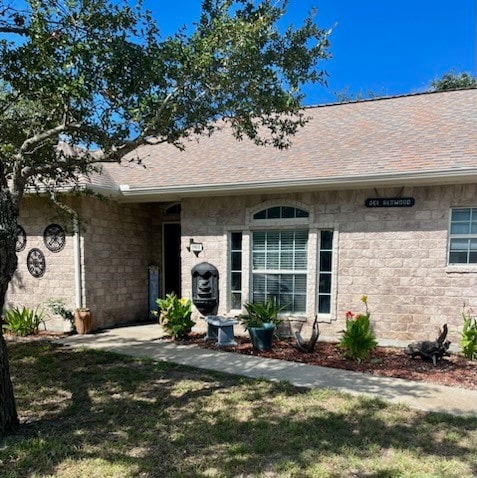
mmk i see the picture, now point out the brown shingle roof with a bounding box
[90,89,477,199]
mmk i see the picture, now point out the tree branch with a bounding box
[0,25,28,35]
[19,123,67,154]
[0,91,21,116]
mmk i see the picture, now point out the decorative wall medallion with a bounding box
[43,224,66,252]
[27,248,46,278]
[16,225,27,252]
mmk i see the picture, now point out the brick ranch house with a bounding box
[7,88,477,345]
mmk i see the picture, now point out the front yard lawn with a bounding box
[2,341,477,477]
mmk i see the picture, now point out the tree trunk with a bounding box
[0,333,18,435]
[0,185,20,436]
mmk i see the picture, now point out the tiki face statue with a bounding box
[191,262,219,315]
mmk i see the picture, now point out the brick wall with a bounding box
[7,197,76,331]
[10,183,477,344]
[8,196,162,332]
[79,197,159,329]
[180,184,477,344]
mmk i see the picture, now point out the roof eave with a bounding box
[112,169,477,203]
[23,183,123,200]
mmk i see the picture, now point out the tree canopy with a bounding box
[0,0,330,200]
[430,71,477,91]
[0,0,330,435]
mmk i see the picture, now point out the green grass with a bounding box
[2,341,477,477]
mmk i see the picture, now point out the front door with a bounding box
[163,223,181,297]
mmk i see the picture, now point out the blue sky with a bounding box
[147,0,476,105]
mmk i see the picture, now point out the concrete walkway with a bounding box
[59,323,477,417]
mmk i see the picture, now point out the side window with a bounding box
[449,208,477,264]
[317,230,334,314]
[229,232,243,309]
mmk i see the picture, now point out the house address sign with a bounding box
[365,197,415,208]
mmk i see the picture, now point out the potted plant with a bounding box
[74,307,93,335]
[239,299,283,351]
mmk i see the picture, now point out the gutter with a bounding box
[45,195,84,310]
[72,213,83,310]
[114,168,477,202]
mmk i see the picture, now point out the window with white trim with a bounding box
[229,232,243,309]
[317,230,334,313]
[252,230,308,312]
[449,208,477,264]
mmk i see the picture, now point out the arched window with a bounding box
[249,204,309,313]
[253,206,309,220]
[164,203,181,216]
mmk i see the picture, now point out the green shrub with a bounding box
[338,295,377,362]
[46,298,74,325]
[460,305,477,360]
[155,293,194,340]
[2,306,46,336]
[239,298,284,329]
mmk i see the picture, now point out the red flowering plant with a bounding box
[338,295,377,362]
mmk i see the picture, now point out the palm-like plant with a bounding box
[239,298,283,329]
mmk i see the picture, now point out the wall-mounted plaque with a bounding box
[365,197,415,208]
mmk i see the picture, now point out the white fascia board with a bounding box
[24,183,123,199]
[83,184,123,197]
[116,168,477,202]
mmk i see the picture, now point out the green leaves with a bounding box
[46,298,74,324]
[431,71,477,91]
[460,306,477,360]
[240,298,284,329]
[0,0,330,192]
[2,305,46,336]
[156,293,195,340]
[181,0,329,147]
[338,297,377,362]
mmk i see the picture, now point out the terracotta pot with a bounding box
[74,309,93,335]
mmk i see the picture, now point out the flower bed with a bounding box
[181,333,477,390]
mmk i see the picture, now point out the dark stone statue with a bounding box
[295,316,320,353]
[191,262,219,316]
[405,324,450,366]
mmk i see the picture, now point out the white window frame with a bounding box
[251,229,309,313]
[317,229,334,315]
[448,207,477,265]
[248,203,311,315]
[229,231,243,311]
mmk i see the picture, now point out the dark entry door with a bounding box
[163,223,181,296]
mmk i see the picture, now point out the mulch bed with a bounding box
[178,333,477,390]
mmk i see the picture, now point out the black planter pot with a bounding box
[248,323,275,351]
